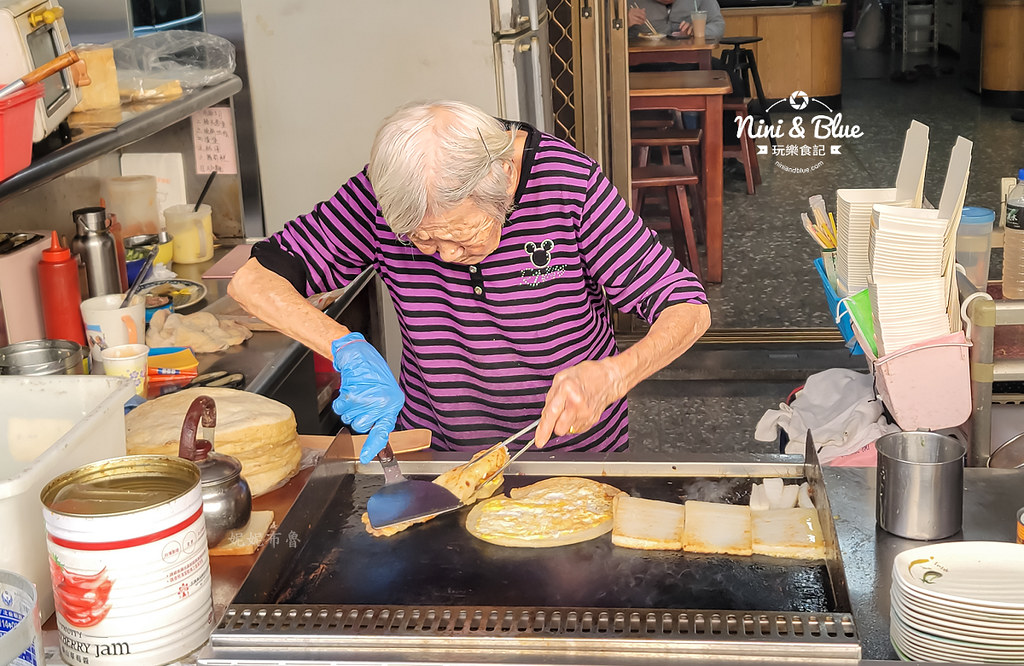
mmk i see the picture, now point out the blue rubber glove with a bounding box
[331,332,405,464]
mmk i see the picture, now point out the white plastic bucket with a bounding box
[0,569,43,666]
[40,456,214,665]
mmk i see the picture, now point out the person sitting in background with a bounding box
[628,0,725,40]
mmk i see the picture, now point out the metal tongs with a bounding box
[471,418,540,485]
[463,418,540,493]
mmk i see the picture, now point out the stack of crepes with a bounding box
[125,387,302,496]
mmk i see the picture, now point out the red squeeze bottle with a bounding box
[38,230,87,345]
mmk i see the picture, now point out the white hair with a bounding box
[368,101,517,236]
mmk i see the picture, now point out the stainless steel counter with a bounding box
[824,465,1024,661]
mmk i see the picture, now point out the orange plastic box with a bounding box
[0,83,42,181]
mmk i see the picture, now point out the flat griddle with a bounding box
[201,442,861,665]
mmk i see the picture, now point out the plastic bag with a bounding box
[112,30,235,103]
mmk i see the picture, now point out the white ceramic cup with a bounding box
[80,293,145,360]
[101,343,150,396]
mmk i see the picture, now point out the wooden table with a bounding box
[628,36,718,69]
[629,69,732,283]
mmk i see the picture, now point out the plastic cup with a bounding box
[164,204,214,264]
[102,175,161,237]
[876,431,965,541]
[0,569,43,665]
[79,293,145,362]
[101,343,149,397]
[955,206,995,290]
[690,10,707,41]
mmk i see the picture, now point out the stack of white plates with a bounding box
[835,188,910,295]
[890,542,1024,663]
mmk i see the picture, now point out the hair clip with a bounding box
[477,128,494,164]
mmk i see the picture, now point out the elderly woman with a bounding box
[228,100,710,464]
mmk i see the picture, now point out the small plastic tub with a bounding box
[0,83,43,181]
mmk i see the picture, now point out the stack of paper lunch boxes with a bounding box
[826,120,974,432]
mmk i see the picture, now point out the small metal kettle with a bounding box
[178,394,252,547]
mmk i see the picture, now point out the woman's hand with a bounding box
[331,332,405,463]
[535,358,627,448]
[676,20,693,36]
[627,7,648,27]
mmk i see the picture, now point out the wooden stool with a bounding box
[631,164,703,281]
[723,97,761,195]
[631,127,705,241]
[719,36,772,146]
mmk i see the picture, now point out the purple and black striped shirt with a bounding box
[258,125,706,452]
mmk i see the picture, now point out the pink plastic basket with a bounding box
[0,83,43,181]
[850,319,972,431]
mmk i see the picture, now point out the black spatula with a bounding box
[365,443,461,529]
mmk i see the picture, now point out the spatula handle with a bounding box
[376,443,404,484]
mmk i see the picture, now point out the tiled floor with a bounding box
[626,40,1024,457]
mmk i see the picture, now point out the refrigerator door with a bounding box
[491,0,539,34]
[495,19,553,133]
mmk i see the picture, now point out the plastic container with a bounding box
[955,206,995,290]
[814,257,864,355]
[164,204,214,264]
[102,175,161,237]
[0,83,43,182]
[0,569,43,666]
[905,4,933,53]
[1000,169,1024,298]
[0,375,135,621]
[38,231,87,345]
[850,320,973,431]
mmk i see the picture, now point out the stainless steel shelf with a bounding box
[0,75,243,204]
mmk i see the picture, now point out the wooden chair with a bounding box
[631,164,703,281]
[723,97,761,195]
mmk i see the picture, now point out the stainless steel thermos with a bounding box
[71,207,121,297]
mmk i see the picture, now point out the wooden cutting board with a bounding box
[298,428,433,459]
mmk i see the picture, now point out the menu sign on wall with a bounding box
[191,107,238,175]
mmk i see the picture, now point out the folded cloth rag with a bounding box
[147,309,252,353]
[754,368,899,464]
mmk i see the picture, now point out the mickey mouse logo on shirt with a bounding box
[524,239,554,268]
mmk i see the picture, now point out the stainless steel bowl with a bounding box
[0,339,85,375]
[988,432,1024,469]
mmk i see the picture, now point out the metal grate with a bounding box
[547,0,577,144]
[212,604,860,660]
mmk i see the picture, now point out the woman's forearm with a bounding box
[609,302,711,396]
[227,258,351,359]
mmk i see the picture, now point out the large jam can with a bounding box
[40,456,213,665]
